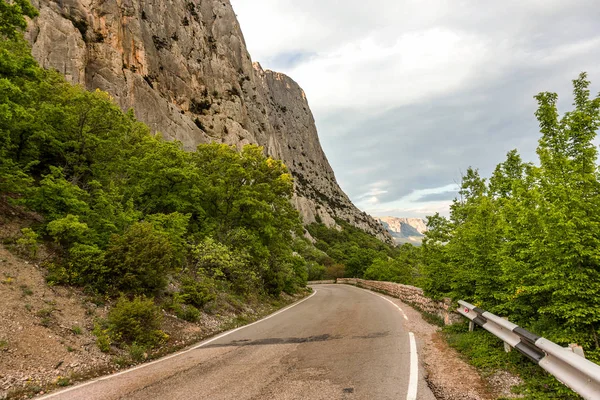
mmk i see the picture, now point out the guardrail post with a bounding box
[469,321,475,332]
[568,344,585,358]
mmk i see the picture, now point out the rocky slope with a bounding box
[25,0,391,243]
[376,217,427,245]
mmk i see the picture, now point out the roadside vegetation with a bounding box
[0,0,310,375]
[2,1,597,398]
[308,75,600,398]
[306,220,421,283]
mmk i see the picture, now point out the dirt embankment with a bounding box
[0,212,303,399]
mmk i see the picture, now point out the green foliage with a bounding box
[178,276,215,308]
[92,323,111,352]
[15,227,39,258]
[419,74,600,397]
[0,0,38,40]
[104,222,176,295]
[47,214,89,247]
[127,342,148,362]
[364,244,421,284]
[65,243,105,286]
[107,296,166,348]
[306,220,397,279]
[306,261,326,281]
[168,293,201,322]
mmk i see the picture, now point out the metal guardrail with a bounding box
[457,300,600,400]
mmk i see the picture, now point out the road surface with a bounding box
[40,284,436,400]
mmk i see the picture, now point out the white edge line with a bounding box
[341,284,417,400]
[348,285,409,320]
[38,289,318,399]
[407,332,419,400]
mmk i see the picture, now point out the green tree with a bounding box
[104,222,177,295]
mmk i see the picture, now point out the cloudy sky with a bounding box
[230,0,600,218]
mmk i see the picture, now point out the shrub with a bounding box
[16,228,39,258]
[107,296,166,348]
[104,222,176,294]
[190,237,253,294]
[66,243,106,287]
[178,276,215,308]
[93,323,111,352]
[168,295,201,322]
[47,214,89,247]
[128,342,147,362]
[306,261,326,281]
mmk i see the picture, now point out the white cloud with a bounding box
[230,0,600,219]
[288,29,488,113]
[355,184,458,217]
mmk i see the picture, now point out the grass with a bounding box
[20,284,33,296]
[128,343,148,363]
[36,307,54,327]
[71,325,83,335]
[0,340,8,350]
[55,376,71,387]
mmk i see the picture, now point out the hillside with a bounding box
[25,0,391,243]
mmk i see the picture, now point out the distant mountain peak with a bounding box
[374,216,427,245]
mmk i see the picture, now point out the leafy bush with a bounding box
[104,222,176,294]
[168,294,201,322]
[92,323,111,352]
[178,276,215,308]
[47,214,89,247]
[306,261,326,281]
[65,243,106,286]
[127,342,147,362]
[107,296,166,348]
[15,228,39,258]
[190,237,256,294]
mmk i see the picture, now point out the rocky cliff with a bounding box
[25,0,392,243]
[377,217,428,235]
[376,217,427,245]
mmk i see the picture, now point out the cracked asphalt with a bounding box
[40,284,436,400]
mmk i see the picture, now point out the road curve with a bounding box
[39,284,436,400]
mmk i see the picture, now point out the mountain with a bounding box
[25,0,392,244]
[375,217,428,245]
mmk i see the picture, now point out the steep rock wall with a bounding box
[26,0,392,243]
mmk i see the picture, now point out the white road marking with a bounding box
[38,289,318,399]
[407,332,419,400]
[344,284,418,400]
[352,285,409,320]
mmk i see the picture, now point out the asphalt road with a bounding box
[40,284,436,400]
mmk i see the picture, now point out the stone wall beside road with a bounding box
[336,278,461,325]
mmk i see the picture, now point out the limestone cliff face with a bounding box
[375,217,427,245]
[377,217,428,235]
[26,0,392,243]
